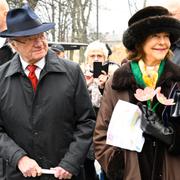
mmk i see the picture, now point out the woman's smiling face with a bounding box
[142,32,171,66]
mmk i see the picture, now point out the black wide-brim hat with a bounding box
[123,6,180,51]
[0,4,55,37]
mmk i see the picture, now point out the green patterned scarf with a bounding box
[130,60,165,111]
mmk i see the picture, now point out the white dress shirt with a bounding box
[20,57,45,79]
[0,37,6,48]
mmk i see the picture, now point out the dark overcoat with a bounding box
[0,43,14,65]
[0,50,95,180]
[94,60,180,180]
[0,41,14,180]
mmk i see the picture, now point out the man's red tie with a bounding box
[27,65,38,92]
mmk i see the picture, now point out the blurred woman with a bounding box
[84,41,119,180]
[84,41,119,112]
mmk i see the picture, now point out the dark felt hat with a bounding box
[123,6,180,51]
[0,4,55,37]
[51,44,64,52]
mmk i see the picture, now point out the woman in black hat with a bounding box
[94,6,180,180]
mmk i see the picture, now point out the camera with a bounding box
[93,61,109,78]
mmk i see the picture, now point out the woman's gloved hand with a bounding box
[139,104,174,146]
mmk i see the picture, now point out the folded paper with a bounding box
[106,99,145,152]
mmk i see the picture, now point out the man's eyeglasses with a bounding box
[11,33,46,44]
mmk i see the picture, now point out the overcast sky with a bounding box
[89,0,169,39]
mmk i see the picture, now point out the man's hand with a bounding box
[18,156,42,177]
[52,166,72,179]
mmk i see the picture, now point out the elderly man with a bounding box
[0,4,95,180]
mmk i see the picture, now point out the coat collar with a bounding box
[112,60,180,91]
[5,49,67,78]
[44,49,67,73]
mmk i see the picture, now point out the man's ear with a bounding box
[9,41,18,52]
[10,41,15,47]
[9,43,15,52]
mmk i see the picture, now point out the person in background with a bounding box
[83,41,108,180]
[84,41,110,111]
[0,1,15,179]
[94,6,180,180]
[0,4,95,180]
[84,41,119,180]
[51,44,65,58]
[162,0,180,65]
[0,0,14,65]
[84,41,119,110]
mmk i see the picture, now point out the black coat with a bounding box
[0,42,14,65]
[0,50,95,180]
[0,41,14,180]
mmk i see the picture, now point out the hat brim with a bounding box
[123,16,180,51]
[51,47,64,52]
[0,22,55,37]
